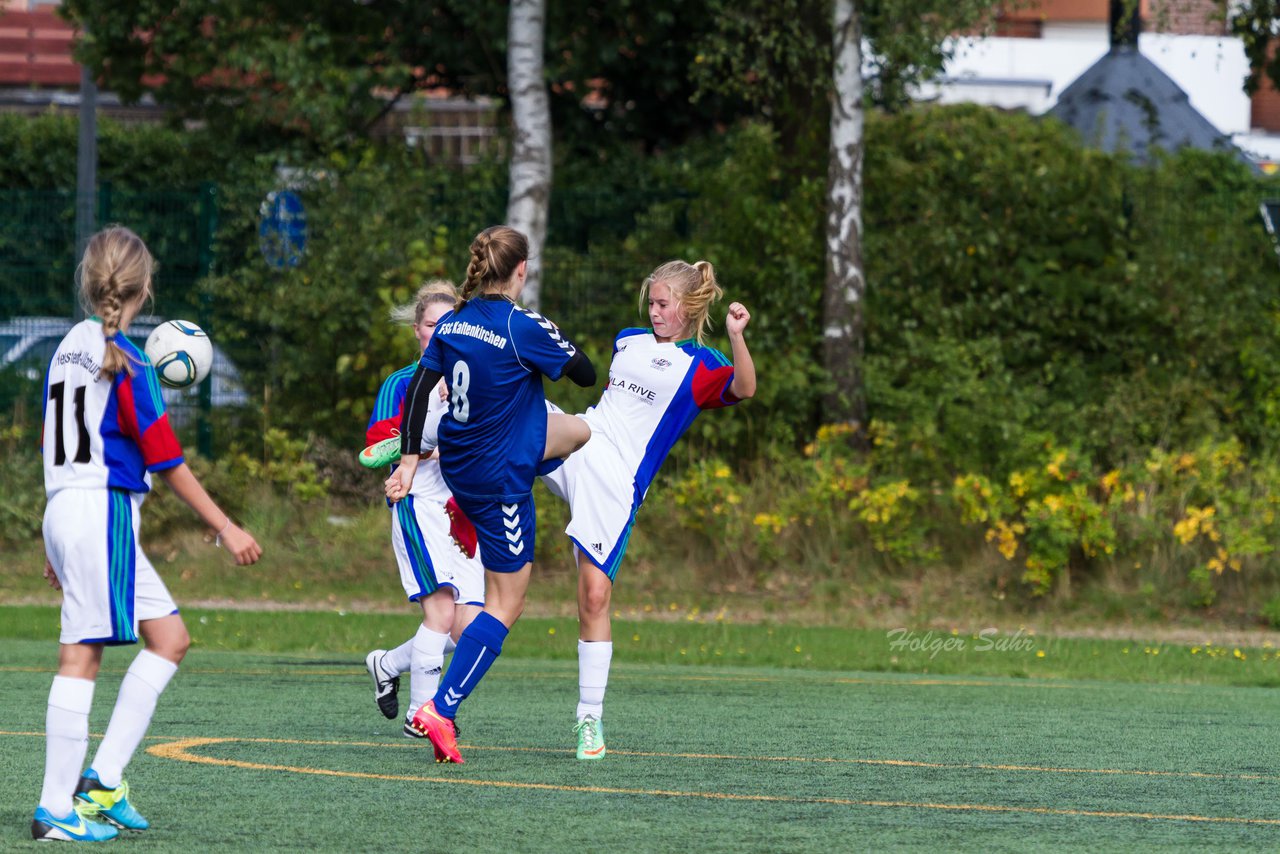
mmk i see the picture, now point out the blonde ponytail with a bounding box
[640,259,724,346]
[391,279,458,326]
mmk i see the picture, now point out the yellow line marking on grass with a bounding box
[144,736,1280,826]
[1,729,1276,783]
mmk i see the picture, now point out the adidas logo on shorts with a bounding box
[591,542,604,555]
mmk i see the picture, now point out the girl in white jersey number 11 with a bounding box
[32,226,262,842]
[540,259,756,760]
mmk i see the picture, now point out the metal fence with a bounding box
[0,184,690,452]
[0,183,217,318]
[1,184,219,448]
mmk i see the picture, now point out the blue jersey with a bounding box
[420,295,577,502]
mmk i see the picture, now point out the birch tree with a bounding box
[694,0,1008,428]
[824,0,865,427]
[506,0,552,310]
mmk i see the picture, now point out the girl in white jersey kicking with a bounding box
[32,226,262,842]
[541,259,756,759]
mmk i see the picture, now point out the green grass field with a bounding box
[5,609,1280,850]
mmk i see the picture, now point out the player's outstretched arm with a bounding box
[158,463,263,566]
[391,364,444,501]
[726,302,756,400]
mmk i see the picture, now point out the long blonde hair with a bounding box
[459,226,528,311]
[390,279,458,326]
[639,260,723,345]
[77,226,154,379]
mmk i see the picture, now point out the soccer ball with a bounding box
[144,320,213,389]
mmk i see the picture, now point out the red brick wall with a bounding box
[1006,0,1108,24]
[999,0,1224,35]
[1144,0,1226,36]
[0,7,78,86]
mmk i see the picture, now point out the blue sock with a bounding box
[433,611,508,719]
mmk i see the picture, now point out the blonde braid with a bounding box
[78,226,154,379]
[458,226,529,311]
[459,233,493,311]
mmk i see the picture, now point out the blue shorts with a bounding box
[453,493,536,573]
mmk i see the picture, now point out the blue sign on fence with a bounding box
[259,190,307,269]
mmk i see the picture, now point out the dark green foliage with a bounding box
[861,105,1280,477]
[0,435,43,548]
[0,112,218,189]
[202,151,456,443]
[7,104,1280,487]
[0,113,223,317]
[63,0,507,155]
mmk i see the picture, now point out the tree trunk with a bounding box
[824,0,866,430]
[506,0,552,311]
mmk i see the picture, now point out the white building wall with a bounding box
[921,32,1251,139]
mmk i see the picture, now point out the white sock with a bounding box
[382,637,415,677]
[90,650,178,789]
[576,640,613,721]
[407,625,449,721]
[39,676,95,817]
[444,635,457,656]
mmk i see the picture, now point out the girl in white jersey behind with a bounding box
[32,226,262,842]
[541,259,756,759]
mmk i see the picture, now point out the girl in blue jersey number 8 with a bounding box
[385,225,596,763]
[33,226,261,842]
[541,259,756,760]
[362,280,486,737]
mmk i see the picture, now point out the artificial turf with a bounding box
[3,635,1280,851]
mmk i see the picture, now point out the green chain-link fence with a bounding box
[0,183,690,454]
[0,184,220,451]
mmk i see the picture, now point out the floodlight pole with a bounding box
[74,59,97,320]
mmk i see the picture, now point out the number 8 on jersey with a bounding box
[451,360,471,423]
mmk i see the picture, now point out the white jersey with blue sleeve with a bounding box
[41,318,183,645]
[582,328,738,499]
[42,318,184,497]
[541,327,740,578]
[420,295,577,502]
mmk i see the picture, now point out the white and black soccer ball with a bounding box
[144,320,213,389]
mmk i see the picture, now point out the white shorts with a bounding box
[390,494,485,606]
[540,431,638,582]
[43,488,178,645]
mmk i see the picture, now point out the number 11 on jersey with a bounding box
[48,381,92,465]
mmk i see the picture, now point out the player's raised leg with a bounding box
[544,413,591,462]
